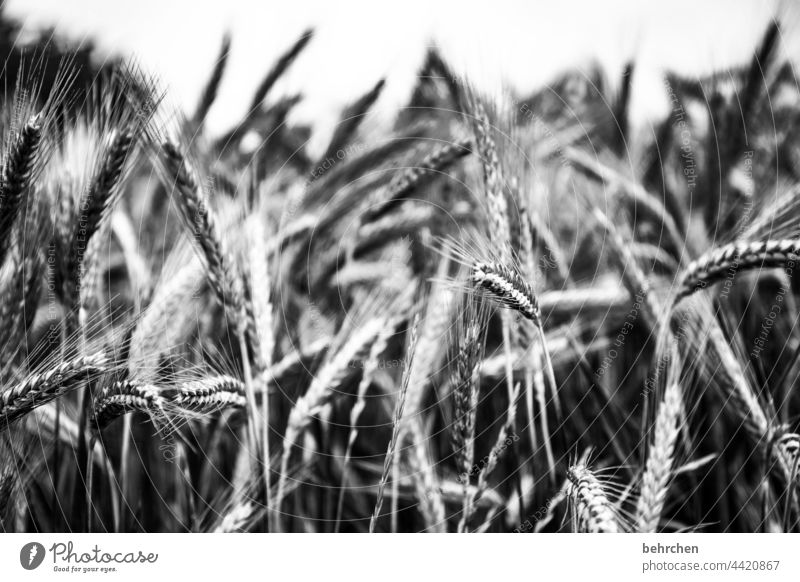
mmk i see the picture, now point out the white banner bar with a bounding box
[1,534,799,581]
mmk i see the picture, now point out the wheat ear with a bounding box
[636,381,683,532]
[0,353,108,429]
[0,251,40,361]
[0,114,42,265]
[65,129,135,315]
[470,98,521,434]
[161,141,264,371]
[566,146,684,254]
[162,142,238,303]
[567,463,620,533]
[472,260,562,423]
[91,380,164,431]
[318,78,385,167]
[193,32,231,126]
[248,28,314,114]
[334,321,394,531]
[275,316,388,519]
[677,239,800,304]
[460,382,521,532]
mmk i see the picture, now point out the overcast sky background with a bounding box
[4,0,797,152]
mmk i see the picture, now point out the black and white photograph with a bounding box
[0,0,799,579]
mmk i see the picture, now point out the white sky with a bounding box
[4,0,796,151]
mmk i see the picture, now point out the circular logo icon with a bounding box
[20,542,45,570]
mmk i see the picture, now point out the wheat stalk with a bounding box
[406,421,447,532]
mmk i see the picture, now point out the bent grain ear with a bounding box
[248,28,314,115]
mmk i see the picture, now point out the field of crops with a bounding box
[0,20,798,533]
